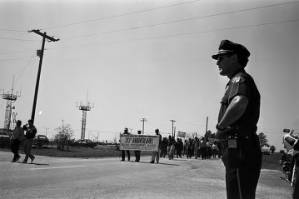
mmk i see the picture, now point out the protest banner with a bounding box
[177,131,186,138]
[119,134,159,151]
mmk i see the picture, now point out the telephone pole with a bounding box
[28,29,59,124]
[170,120,176,137]
[205,116,209,133]
[140,117,147,134]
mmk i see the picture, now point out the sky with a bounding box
[0,0,298,150]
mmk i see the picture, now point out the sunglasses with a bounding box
[217,53,234,61]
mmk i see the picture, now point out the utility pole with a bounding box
[174,126,176,138]
[140,117,147,134]
[170,120,176,137]
[45,127,49,137]
[28,29,59,124]
[205,116,209,133]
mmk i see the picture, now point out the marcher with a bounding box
[212,40,262,199]
[168,136,175,160]
[151,129,162,163]
[194,137,199,159]
[121,128,130,161]
[23,119,37,163]
[134,130,142,162]
[10,120,24,162]
[160,137,168,158]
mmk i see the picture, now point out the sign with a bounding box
[177,131,186,138]
[119,134,159,151]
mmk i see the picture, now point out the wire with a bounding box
[41,0,202,30]
[14,54,36,95]
[15,54,36,85]
[131,18,299,41]
[51,18,299,50]
[61,1,299,41]
[0,36,38,42]
[0,29,28,33]
[0,49,37,56]
[0,57,32,62]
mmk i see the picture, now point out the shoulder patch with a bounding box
[232,75,245,83]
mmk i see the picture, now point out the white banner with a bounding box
[119,134,159,151]
[177,131,186,138]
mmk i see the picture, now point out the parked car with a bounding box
[74,139,97,148]
[33,135,49,148]
[0,129,12,148]
[261,145,271,155]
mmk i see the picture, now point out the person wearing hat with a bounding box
[134,130,142,162]
[150,129,162,163]
[121,128,131,161]
[212,40,262,199]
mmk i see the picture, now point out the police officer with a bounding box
[212,40,262,199]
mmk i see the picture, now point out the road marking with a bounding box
[30,165,85,170]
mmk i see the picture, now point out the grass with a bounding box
[262,152,282,171]
[0,145,283,170]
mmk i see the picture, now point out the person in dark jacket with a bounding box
[121,128,130,161]
[23,119,37,163]
[134,130,142,162]
[150,129,162,163]
[11,120,24,162]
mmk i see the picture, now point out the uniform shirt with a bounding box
[218,69,262,169]
[218,69,260,137]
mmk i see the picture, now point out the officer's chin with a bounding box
[219,70,225,76]
[219,69,227,76]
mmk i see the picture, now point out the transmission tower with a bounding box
[77,101,94,140]
[1,79,21,129]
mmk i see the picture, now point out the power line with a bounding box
[0,57,32,62]
[130,18,299,41]
[0,36,39,42]
[61,1,299,42]
[41,0,202,30]
[0,49,37,56]
[0,29,27,33]
[15,54,36,85]
[49,18,299,51]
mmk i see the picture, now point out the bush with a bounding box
[71,139,97,148]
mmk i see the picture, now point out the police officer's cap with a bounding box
[212,40,250,60]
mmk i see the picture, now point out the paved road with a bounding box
[0,151,292,199]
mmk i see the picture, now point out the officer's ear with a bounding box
[230,54,238,63]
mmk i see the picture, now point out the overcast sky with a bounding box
[0,0,298,149]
